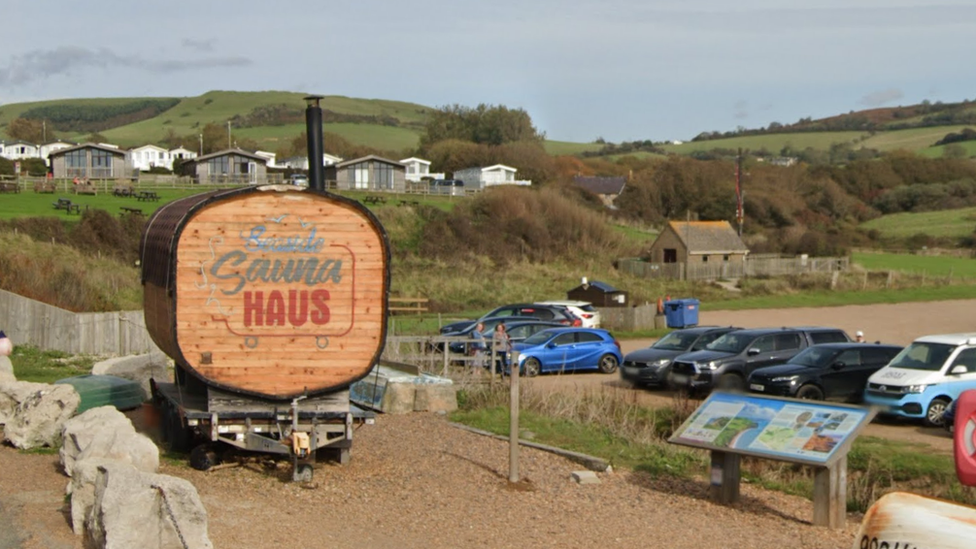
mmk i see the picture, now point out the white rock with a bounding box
[86,464,213,549]
[0,355,14,384]
[60,406,159,477]
[571,470,601,485]
[0,380,49,426]
[69,458,132,535]
[91,352,171,401]
[2,382,80,449]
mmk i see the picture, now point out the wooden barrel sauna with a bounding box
[141,185,390,400]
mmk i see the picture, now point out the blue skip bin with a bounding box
[664,298,699,328]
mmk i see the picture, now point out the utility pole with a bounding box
[199,134,203,156]
[735,148,744,237]
[227,121,232,149]
[42,121,46,143]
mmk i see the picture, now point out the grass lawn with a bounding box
[860,125,972,152]
[860,207,976,239]
[0,186,206,220]
[543,140,604,155]
[852,251,976,278]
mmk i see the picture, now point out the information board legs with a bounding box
[813,457,847,528]
[709,450,741,504]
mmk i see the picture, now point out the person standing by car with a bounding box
[856,331,865,343]
[470,322,486,369]
[493,323,512,371]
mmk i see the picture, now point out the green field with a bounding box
[860,207,976,238]
[543,140,604,155]
[852,251,976,277]
[860,125,973,152]
[660,131,867,154]
[1,91,431,151]
[917,140,976,159]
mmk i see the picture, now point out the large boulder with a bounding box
[68,458,130,535]
[91,352,172,401]
[86,464,213,549]
[60,406,158,477]
[0,380,48,426]
[2,382,80,449]
[414,383,458,413]
[0,355,14,384]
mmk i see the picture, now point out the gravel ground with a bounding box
[1,413,860,549]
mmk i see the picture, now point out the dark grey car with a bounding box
[669,327,851,394]
[620,326,739,388]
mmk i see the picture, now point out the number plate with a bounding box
[671,374,689,386]
[750,383,765,392]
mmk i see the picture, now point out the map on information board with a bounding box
[669,392,873,465]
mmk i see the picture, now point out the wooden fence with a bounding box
[616,256,849,281]
[0,290,160,356]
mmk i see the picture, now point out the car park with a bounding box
[510,327,622,377]
[439,303,580,334]
[535,300,602,328]
[747,343,903,401]
[669,327,851,394]
[863,333,976,427]
[620,326,739,388]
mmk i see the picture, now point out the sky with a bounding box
[1,0,974,143]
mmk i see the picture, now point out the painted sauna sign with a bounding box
[142,187,390,399]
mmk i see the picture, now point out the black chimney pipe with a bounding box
[304,95,325,191]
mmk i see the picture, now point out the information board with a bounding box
[669,391,875,466]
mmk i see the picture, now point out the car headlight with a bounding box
[652,358,672,368]
[906,384,928,394]
[699,362,718,371]
[770,375,799,384]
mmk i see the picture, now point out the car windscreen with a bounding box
[789,346,837,367]
[886,342,955,371]
[652,331,700,351]
[705,333,753,354]
[521,330,556,346]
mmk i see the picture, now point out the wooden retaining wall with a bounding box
[0,289,160,356]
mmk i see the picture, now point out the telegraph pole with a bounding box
[735,148,744,236]
[227,121,232,149]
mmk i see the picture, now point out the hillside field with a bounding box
[852,251,976,278]
[859,207,976,239]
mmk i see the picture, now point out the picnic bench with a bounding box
[0,182,20,193]
[364,195,387,205]
[389,297,429,314]
[53,198,84,215]
[33,182,56,193]
[113,184,135,197]
[136,190,160,202]
[398,199,420,207]
[73,183,97,195]
[119,206,144,217]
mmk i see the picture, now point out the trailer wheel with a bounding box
[189,444,220,471]
[293,463,314,483]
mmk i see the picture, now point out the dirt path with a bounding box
[530,298,976,454]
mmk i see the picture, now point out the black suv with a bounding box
[620,326,740,388]
[439,303,580,334]
[669,327,850,393]
[747,343,902,401]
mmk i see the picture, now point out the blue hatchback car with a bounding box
[510,327,622,377]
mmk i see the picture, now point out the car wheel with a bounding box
[795,384,824,400]
[717,373,745,392]
[598,354,619,374]
[925,397,951,428]
[523,358,541,377]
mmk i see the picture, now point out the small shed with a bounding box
[647,221,749,265]
[567,280,628,307]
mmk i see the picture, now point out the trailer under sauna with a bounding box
[141,184,390,480]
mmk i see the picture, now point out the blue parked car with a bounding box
[510,327,622,377]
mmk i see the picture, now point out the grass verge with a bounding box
[451,382,975,512]
[9,345,97,384]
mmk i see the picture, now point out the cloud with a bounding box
[181,38,215,52]
[0,46,252,87]
[857,88,904,107]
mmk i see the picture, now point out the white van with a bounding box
[863,333,976,427]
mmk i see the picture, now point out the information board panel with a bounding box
[669,391,875,467]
